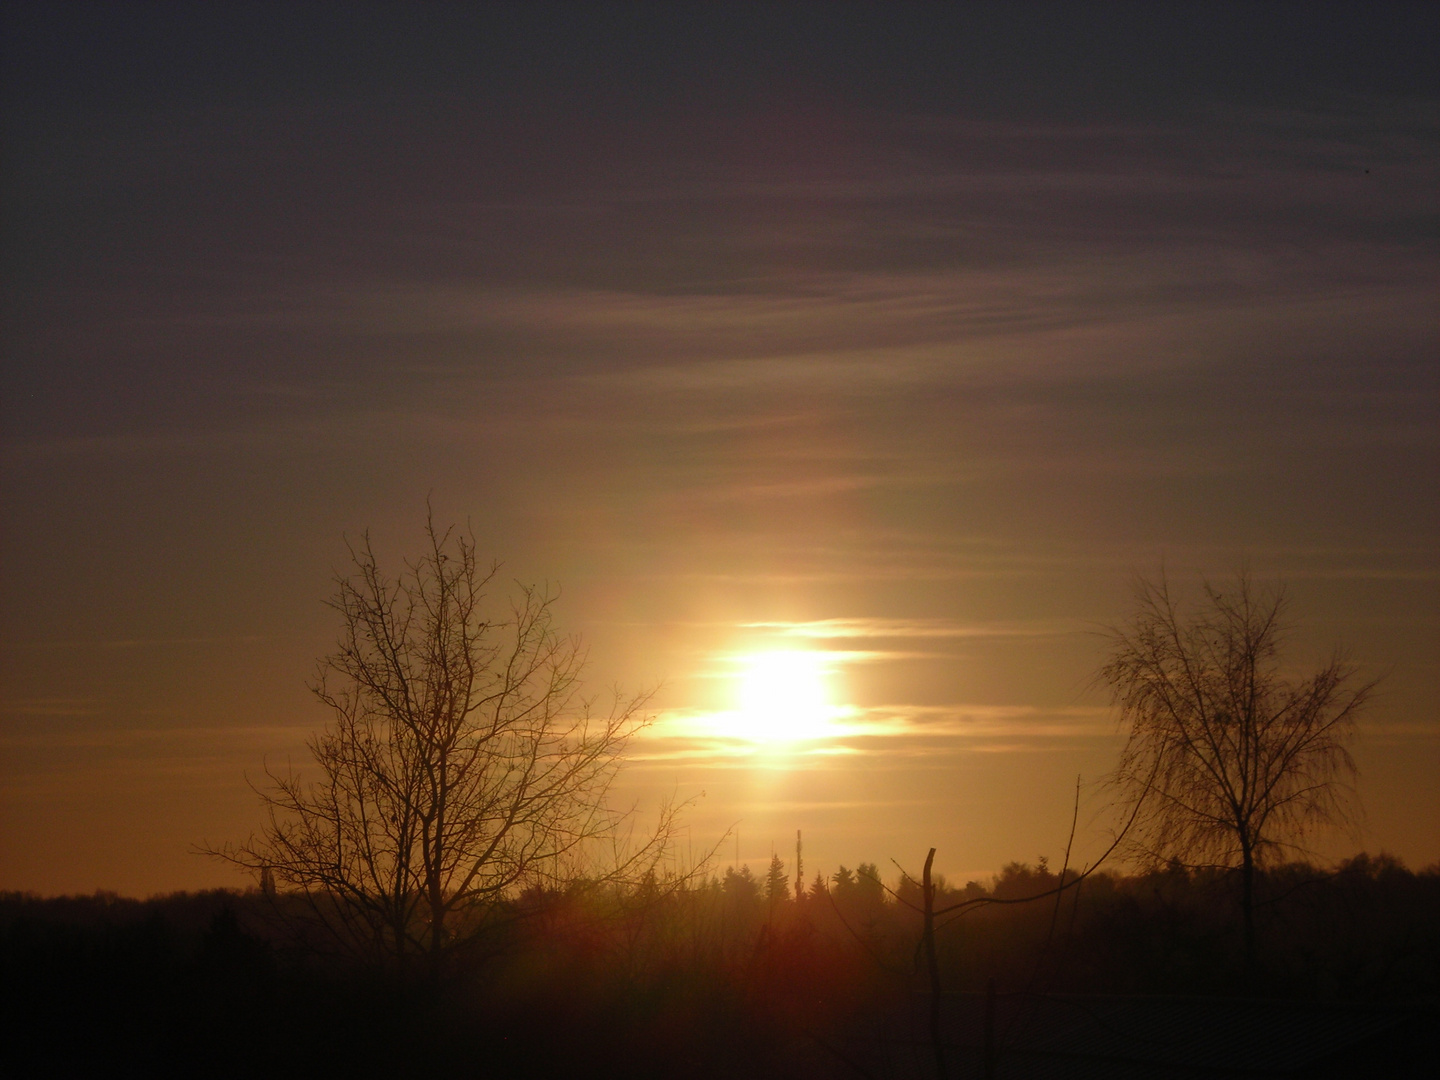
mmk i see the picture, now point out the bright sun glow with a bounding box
[731,650,837,743]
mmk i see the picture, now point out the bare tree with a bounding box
[1101,571,1373,971]
[212,513,677,969]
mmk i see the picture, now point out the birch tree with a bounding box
[1101,571,1373,971]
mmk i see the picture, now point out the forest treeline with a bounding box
[4,853,1436,1075]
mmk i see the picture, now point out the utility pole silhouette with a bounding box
[922,848,948,1080]
[795,830,804,901]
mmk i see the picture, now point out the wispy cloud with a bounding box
[0,635,266,652]
[741,617,1084,640]
[0,698,100,718]
[636,703,1117,764]
[0,723,311,750]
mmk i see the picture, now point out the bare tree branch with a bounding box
[1100,569,1374,972]
[204,510,680,968]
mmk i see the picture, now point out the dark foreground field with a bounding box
[3,855,1436,1078]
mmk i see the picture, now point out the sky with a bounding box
[2,3,1437,895]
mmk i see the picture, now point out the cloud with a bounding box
[0,635,267,652]
[741,617,1084,640]
[0,698,100,718]
[634,703,1118,766]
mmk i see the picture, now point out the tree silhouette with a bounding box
[211,512,677,969]
[1101,571,1374,972]
[765,854,789,911]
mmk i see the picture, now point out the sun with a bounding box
[732,649,836,742]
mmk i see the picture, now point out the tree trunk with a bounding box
[1240,844,1257,982]
[429,874,447,983]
